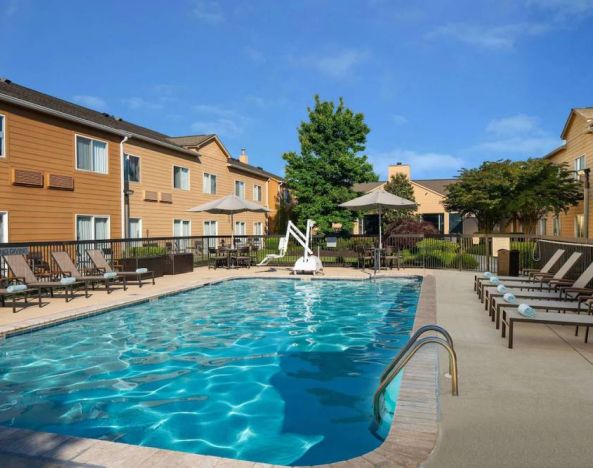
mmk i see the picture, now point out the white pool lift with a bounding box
[258,219,323,275]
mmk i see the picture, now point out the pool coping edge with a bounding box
[0,272,439,468]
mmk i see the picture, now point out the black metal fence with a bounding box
[0,233,590,277]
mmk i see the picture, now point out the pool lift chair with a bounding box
[258,219,323,275]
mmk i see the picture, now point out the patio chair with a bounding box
[234,246,252,269]
[51,251,126,293]
[477,252,582,301]
[486,261,593,320]
[3,254,86,302]
[208,247,228,269]
[357,246,374,269]
[0,277,42,313]
[474,248,565,292]
[500,308,593,348]
[87,249,155,287]
[382,246,401,270]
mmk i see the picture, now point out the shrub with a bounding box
[384,219,439,250]
[125,246,167,257]
[453,253,479,269]
[511,240,537,270]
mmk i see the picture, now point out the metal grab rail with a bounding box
[380,325,454,382]
[373,335,459,424]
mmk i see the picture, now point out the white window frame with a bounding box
[75,134,109,174]
[537,217,547,236]
[75,214,111,240]
[253,221,263,235]
[553,215,561,236]
[575,214,585,238]
[128,217,142,238]
[204,220,218,248]
[253,184,262,202]
[173,165,190,190]
[125,154,141,183]
[203,172,217,194]
[0,113,6,158]
[235,180,245,199]
[0,211,8,243]
[173,219,191,236]
[234,221,246,235]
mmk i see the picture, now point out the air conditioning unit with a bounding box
[586,119,593,133]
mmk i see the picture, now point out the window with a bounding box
[203,173,217,194]
[253,184,262,202]
[76,136,108,173]
[173,166,189,190]
[235,221,246,235]
[575,214,585,238]
[575,156,586,180]
[0,212,8,243]
[537,217,547,236]
[204,220,218,248]
[0,114,5,157]
[235,180,245,199]
[76,215,110,241]
[128,218,142,238]
[553,216,561,236]
[254,222,263,235]
[173,219,191,237]
[125,155,140,182]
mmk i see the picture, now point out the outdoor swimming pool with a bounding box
[0,277,421,465]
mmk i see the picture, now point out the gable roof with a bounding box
[0,78,283,180]
[560,107,593,139]
[228,158,283,181]
[168,134,216,147]
[413,179,456,196]
[352,178,456,196]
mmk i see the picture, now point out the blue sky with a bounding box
[1,0,592,180]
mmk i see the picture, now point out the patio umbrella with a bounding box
[188,194,270,246]
[339,190,416,249]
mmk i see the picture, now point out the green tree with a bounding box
[283,95,377,232]
[509,159,582,234]
[444,160,517,233]
[382,173,417,225]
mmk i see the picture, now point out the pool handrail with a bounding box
[373,333,459,424]
[380,324,455,382]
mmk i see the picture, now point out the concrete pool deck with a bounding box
[0,267,592,466]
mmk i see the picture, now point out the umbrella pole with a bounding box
[375,208,383,273]
[230,212,234,247]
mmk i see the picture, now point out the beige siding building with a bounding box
[352,163,471,235]
[543,108,593,238]
[0,79,283,243]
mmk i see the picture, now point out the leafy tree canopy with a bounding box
[283,95,377,232]
[444,159,582,233]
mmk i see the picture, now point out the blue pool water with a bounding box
[0,277,421,465]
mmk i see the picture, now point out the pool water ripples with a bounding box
[0,277,420,465]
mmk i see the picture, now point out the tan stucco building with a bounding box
[352,163,473,235]
[542,108,593,238]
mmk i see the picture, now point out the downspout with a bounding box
[120,135,130,238]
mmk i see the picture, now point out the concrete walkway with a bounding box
[426,269,593,468]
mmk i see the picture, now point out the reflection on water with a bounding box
[0,278,420,465]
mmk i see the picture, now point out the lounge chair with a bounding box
[477,252,582,301]
[3,254,86,302]
[486,261,593,321]
[0,280,41,313]
[500,308,593,348]
[86,249,155,287]
[51,251,126,293]
[474,248,566,292]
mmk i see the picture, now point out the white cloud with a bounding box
[392,114,408,125]
[72,95,107,111]
[428,22,549,50]
[191,104,248,137]
[474,113,561,156]
[292,48,369,78]
[193,0,224,24]
[243,46,265,64]
[121,97,163,111]
[369,149,464,179]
